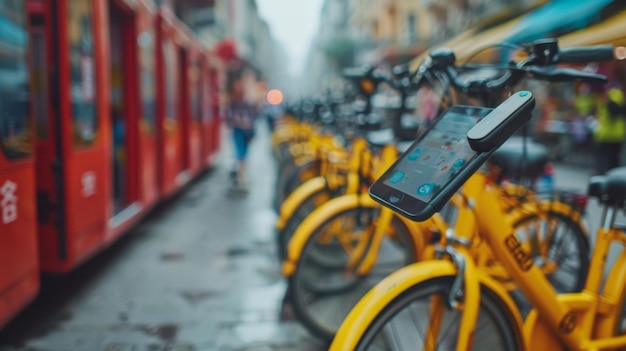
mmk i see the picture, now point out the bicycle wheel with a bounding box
[283,159,321,203]
[274,156,300,210]
[277,186,334,260]
[288,206,419,342]
[275,158,319,211]
[274,138,295,163]
[510,210,589,314]
[354,277,522,351]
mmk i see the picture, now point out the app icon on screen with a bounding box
[453,159,466,168]
[389,171,405,183]
[408,148,422,161]
[417,183,435,196]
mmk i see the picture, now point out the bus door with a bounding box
[37,0,109,273]
[185,49,203,175]
[156,14,183,197]
[200,58,215,166]
[136,0,158,208]
[0,0,39,328]
[187,51,204,174]
[208,64,221,161]
[108,0,139,220]
[178,47,190,174]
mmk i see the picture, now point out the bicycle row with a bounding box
[271,38,626,350]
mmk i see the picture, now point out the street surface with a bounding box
[0,125,326,351]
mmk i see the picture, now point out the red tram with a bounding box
[0,0,223,329]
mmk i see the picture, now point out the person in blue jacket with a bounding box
[224,70,257,190]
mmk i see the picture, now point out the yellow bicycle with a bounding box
[276,68,419,260]
[284,41,592,343]
[331,38,623,350]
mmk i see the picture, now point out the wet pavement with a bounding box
[0,124,326,351]
[0,122,613,351]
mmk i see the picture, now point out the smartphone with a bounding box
[369,105,494,221]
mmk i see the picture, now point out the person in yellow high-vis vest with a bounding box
[592,86,626,175]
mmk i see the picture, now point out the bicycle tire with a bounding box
[510,210,589,314]
[282,159,321,205]
[275,158,319,211]
[288,205,418,342]
[274,157,299,210]
[274,139,294,163]
[354,277,522,351]
[277,186,334,260]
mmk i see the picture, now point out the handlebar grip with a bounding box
[559,46,615,63]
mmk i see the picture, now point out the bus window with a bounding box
[189,59,200,121]
[30,18,47,140]
[68,0,97,147]
[0,0,32,160]
[202,70,213,123]
[164,40,176,121]
[139,29,156,133]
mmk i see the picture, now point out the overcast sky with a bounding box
[256,0,324,76]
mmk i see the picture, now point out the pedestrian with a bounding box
[592,85,626,175]
[224,69,258,190]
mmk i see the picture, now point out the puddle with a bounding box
[179,290,221,305]
[226,247,251,257]
[136,323,179,342]
[160,252,185,262]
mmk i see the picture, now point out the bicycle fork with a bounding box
[427,235,481,351]
[427,195,484,350]
[349,206,395,275]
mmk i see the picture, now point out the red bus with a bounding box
[0,0,40,330]
[0,0,223,329]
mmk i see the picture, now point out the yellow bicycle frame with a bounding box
[330,258,525,350]
[276,138,368,232]
[330,169,605,350]
[281,142,447,278]
[281,193,438,277]
[470,172,620,350]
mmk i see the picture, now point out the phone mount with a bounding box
[369,92,537,222]
[467,91,535,152]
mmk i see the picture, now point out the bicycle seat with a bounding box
[587,175,607,201]
[588,167,626,205]
[488,137,549,180]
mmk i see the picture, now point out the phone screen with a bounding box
[370,105,492,219]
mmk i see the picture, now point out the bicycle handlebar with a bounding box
[527,39,617,65]
[309,39,623,138]
[416,38,624,102]
[342,65,412,95]
[558,46,616,63]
